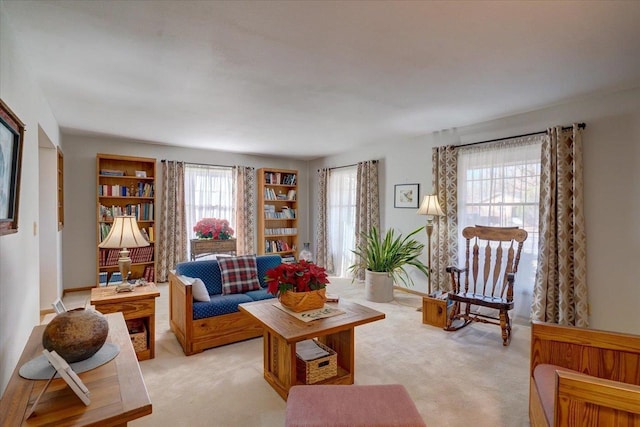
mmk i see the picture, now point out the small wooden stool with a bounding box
[285,384,426,427]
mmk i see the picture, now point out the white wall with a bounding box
[310,87,640,334]
[61,135,310,289]
[0,7,61,396]
[38,128,59,311]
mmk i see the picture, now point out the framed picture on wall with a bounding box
[0,99,25,236]
[394,183,419,208]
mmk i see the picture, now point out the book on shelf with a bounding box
[143,265,155,282]
[100,169,124,176]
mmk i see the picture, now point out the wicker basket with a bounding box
[279,288,327,312]
[296,340,337,384]
[126,319,147,352]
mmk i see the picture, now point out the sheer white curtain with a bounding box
[327,167,357,277]
[457,136,543,322]
[184,165,234,258]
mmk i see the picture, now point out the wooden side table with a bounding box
[190,238,236,260]
[0,312,152,426]
[422,295,449,328]
[91,284,160,361]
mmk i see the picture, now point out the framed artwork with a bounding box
[52,298,67,314]
[394,183,419,208]
[0,99,25,236]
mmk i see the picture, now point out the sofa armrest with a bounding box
[169,271,194,354]
[553,370,640,426]
[530,321,640,384]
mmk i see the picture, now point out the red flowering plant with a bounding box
[265,260,330,296]
[193,218,234,240]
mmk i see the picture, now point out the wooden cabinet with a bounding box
[90,285,160,361]
[257,168,298,262]
[96,154,156,286]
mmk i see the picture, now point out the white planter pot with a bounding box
[365,270,394,302]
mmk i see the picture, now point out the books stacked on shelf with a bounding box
[287,189,296,200]
[265,239,292,253]
[265,227,297,236]
[281,255,296,263]
[99,223,111,241]
[99,246,153,266]
[136,182,154,197]
[99,184,131,197]
[98,203,154,222]
[108,272,123,285]
[100,272,122,285]
[263,188,277,200]
[100,169,125,176]
[143,265,155,283]
[263,172,297,185]
[264,205,296,219]
[98,182,154,197]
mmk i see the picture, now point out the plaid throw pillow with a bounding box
[218,255,261,295]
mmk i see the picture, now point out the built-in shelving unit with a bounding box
[96,153,156,286]
[257,168,298,262]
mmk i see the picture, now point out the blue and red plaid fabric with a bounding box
[218,255,262,295]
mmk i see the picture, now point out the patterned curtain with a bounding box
[532,124,588,326]
[354,160,380,280]
[157,161,187,282]
[431,146,459,291]
[233,166,256,255]
[315,168,330,269]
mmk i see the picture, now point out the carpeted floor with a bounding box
[64,278,531,426]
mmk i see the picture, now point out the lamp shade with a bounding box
[417,195,444,216]
[99,216,150,249]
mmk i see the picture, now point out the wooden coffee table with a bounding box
[0,312,151,426]
[239,299,385,400]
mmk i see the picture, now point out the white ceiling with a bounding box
[3,1,640,160]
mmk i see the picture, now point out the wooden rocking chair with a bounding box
[445,225,528,346]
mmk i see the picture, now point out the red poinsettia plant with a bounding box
[193,218,234,240]
[265,260,330,296]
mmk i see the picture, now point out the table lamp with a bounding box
[417,195,444,294]
[99,215,149,292]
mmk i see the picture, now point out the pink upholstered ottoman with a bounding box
[285,384,426,427]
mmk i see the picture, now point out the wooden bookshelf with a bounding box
[96,154,156,286]
[257,168,298,262]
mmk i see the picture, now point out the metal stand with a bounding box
[426,219,434,295]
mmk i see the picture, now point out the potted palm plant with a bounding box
[349,226,429,302]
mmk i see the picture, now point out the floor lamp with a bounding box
[417,195,444,295]
[99,215,150,292]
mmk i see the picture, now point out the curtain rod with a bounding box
[454,123,586,149]
[318,159,378,172]
[161,160,233,168]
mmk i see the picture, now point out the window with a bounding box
[184,164,234,258]
[327,167,357,277]
[457,137,543,322]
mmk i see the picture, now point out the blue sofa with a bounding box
[169,254,281,355]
